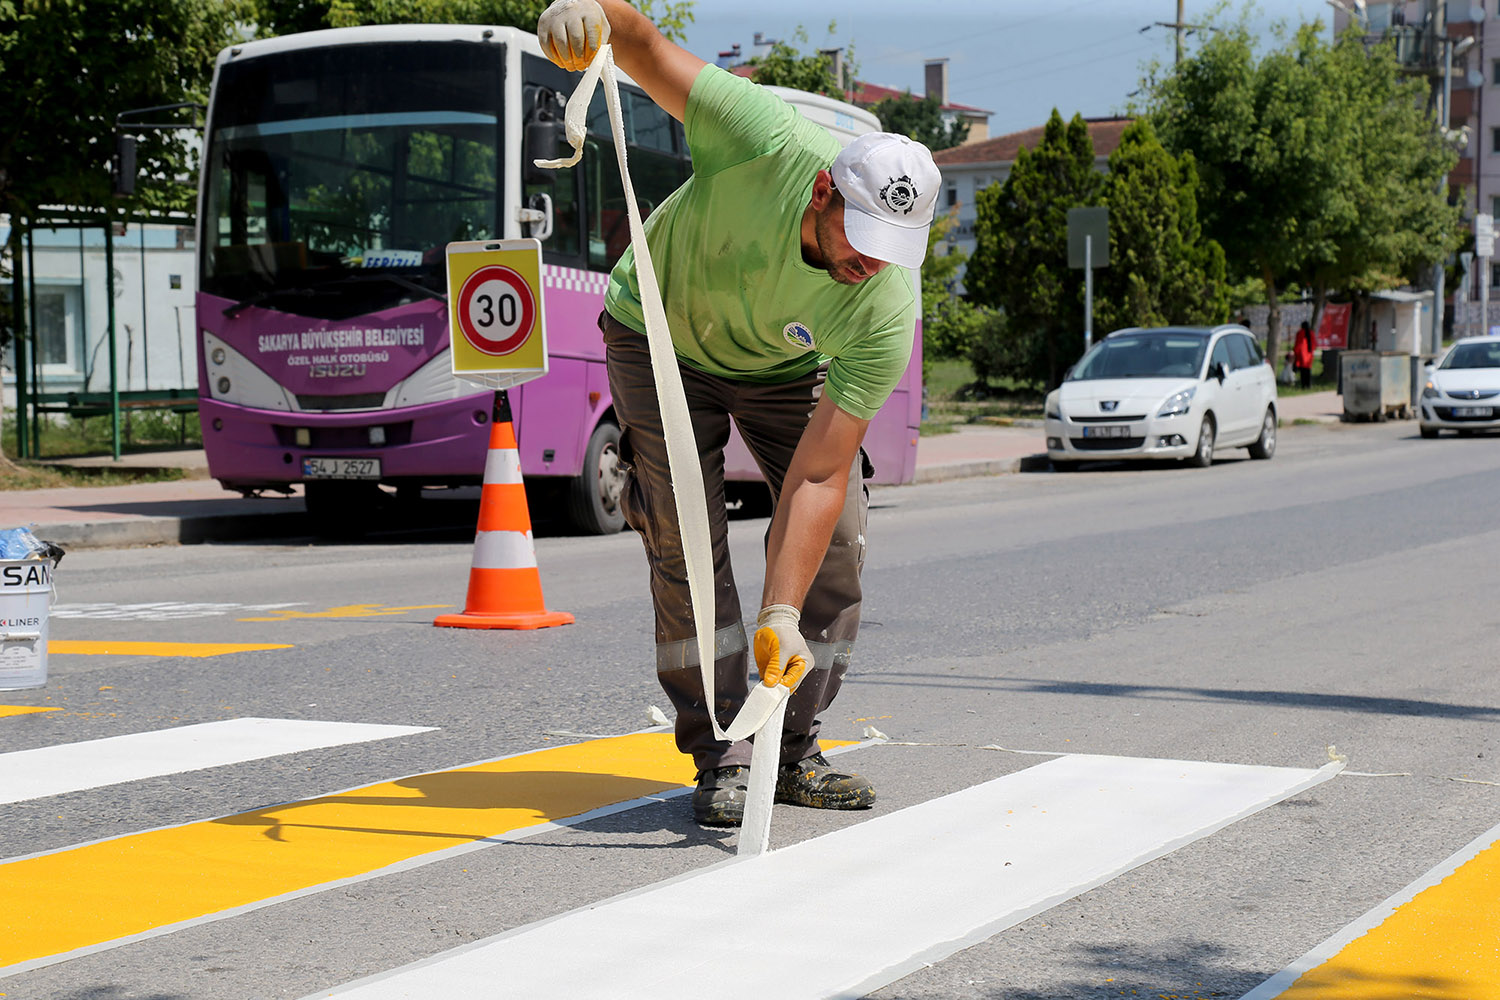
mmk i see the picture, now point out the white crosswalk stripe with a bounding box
[0,717,434,804]
[308,754,1341,1000]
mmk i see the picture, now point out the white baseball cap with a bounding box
[830,132,942,269]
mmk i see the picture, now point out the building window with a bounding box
[1492,126,1500,153]
[1492,196,1500,220]
[1,282,82,377]
[1493,57,1500,84]
[945,183,957,208]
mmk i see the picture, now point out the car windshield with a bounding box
[1068,334,1208,380]
[1441,342,1500,369]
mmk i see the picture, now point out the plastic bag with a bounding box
[0,527,63,565]
[1278,361,1294,386]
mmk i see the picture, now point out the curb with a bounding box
[40,511,312,550]
[911,454,1051,483]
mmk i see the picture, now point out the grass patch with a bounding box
[923,358,1045,434]
[0,460,188,491]
[6,408,202,460]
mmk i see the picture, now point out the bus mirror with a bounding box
[525,120,566,185]
[114,135,137,197]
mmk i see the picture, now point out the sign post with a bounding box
[1067,207,1110,350]
[1476,214,1494,338]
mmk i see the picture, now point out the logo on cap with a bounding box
[879,175,919,216]
[783,322,815,350]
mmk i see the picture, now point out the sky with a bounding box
[677,0,1334,139]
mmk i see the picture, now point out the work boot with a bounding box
[775,753,876,810]
[692,765,748,826]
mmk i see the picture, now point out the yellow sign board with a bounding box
[445,239,548,388]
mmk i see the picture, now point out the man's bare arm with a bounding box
[761,395,869,612]
[537,0,706,122]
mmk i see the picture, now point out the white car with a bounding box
[1419,335,1500,438]
[1044,325,1279,470]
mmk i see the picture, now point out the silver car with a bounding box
[1419,335,1500,438]
[1044,325,1279,470]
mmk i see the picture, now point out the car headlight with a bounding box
[1157,386,1196,417]
[1422,382,1440,399]
[1045,394,1061,420]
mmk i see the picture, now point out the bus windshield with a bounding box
[202,41,502,316]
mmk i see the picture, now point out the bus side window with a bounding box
[584,85,690,272]
[522,56,584,267]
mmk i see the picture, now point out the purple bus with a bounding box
[197,25,921,535]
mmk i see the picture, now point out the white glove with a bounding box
[537,0,611,72]
[753,604,811,691]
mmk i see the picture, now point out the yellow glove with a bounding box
[537,0,611,71]
[753,604,811,691]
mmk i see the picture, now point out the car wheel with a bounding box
[566,421,627,534]
[1187,414,1216,468]
[1248,407,1276,460]
[1420,424,1439,439]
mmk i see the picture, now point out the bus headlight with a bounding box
[211,347,226,365]
[217,377,231,394]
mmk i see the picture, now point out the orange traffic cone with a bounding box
[435,393,574,630]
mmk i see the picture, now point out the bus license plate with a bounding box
[1082,425,1130,438]
[1453,406,1493,417]
[302,457,381,480]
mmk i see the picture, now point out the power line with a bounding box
[961,34,1162,88]
[871,0,1096,66]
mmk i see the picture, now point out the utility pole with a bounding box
[1156,1,1211,66]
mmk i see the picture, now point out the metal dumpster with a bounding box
[1341,351,1412,421]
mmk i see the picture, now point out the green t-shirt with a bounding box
[603,65,915,421]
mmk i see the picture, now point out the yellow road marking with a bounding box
[1276,837,1500,999]
[0,705,59,719]
[48,641,294,658]
[2,733,857,969]
[237,603,450,621]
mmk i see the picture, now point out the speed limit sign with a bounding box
[445,239,548,387]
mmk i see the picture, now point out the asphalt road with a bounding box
[3,418,1498,999]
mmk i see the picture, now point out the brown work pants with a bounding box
[600,312,868,774]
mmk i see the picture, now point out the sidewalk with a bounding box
[3,391,1345,549]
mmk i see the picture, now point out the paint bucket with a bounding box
[0,558,54,690]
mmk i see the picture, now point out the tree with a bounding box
[1147,21,1457,366]
[740,23,855,98]
[966,110,1103,388]
[1293,30,1459,343]
[1,0,246,466]
[0,0,246,221]
[869,93,968,151]
[253,0,696,42]
[1094,120,1228,333]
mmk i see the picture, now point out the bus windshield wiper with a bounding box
[222,286,321,317]
[332,273,447,303]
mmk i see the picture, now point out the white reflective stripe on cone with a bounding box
[471,530,537,570]
[483,448,524,485]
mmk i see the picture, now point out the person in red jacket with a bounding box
[1293,321,1315,389]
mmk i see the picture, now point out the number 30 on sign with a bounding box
[445,238,549,389]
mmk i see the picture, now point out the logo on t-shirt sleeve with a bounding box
[782,322,816,350]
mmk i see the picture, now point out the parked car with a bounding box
[1418,335,1500,438]
[1044,325,1278,471]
